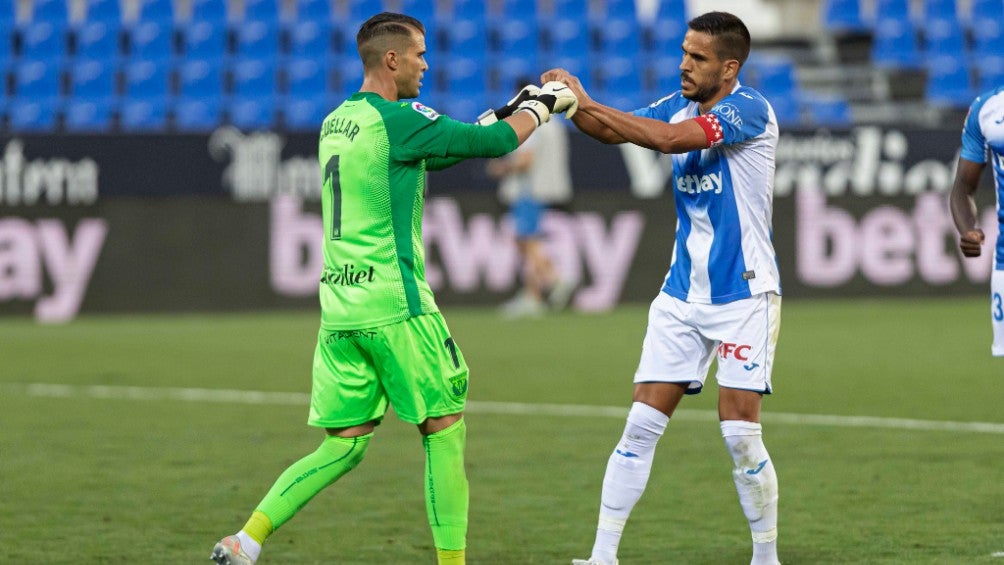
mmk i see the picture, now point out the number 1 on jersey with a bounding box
[324,155,342,240]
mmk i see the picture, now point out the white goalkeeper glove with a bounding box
[539,80,579,118]
[514,80,580,126]
[477,84,541,125]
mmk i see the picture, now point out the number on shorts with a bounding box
[994,292,1003,322]
[444,337,460,369]
[323,155,342,240]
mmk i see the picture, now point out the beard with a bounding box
[681,72,722,104]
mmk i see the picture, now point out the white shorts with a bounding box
[634,291,781,394]
[992,270,1004,357]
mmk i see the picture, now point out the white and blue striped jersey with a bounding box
[959,85,1004,270]
[633,83,781,304]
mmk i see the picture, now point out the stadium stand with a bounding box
[1,0,999,133]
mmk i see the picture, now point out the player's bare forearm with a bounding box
[582,103,708,154]
[570,108,626,144]
[950,158,986,257]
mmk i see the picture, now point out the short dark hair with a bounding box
[356,12,425,68]
[687,11,751,66]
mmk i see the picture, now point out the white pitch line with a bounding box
[7,382,1004,435]
[992,551,1004,558]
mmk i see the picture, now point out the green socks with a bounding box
[253,433,372,536]
[423,419,469,554]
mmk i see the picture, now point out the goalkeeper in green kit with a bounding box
[209,11,578,565]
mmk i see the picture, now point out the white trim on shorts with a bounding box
[633,291,781,394]
[991,269,1004,357]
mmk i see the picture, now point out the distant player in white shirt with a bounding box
[544,11,782,565]
[950,84,1004,356]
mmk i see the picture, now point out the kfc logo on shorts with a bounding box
[717,342,752,361]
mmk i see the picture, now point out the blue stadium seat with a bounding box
[441,18,487,56]
[450,0,487,21]
[346,0,383,29]
[283,94,331,131]
[135,0,175,24]
[546,54,593,91]
[768,96,801,125]
[498,0,537,19]
[822,0,866,32]
[805,96,852,127]
[976,55,1004,91]
[233,20,281,60]
[925,55,975,107]
[293,0,332,22]
[8,98,60,131]
[493,54,541,95]
[547,15,589,59]
[84,0,122,24]
[602,0,638,21]
[874,0,912,21]
[28,0,70,27]
[11,60,63,131]
[0,0,14,28]
[335,56,363,99]
[75,20,122,60]
[550,0,588,19]
[649,55,682,94]
[69,58,117,99]
[600,55,642,94]
[597,16,642,56]
[177,57,224,98]
[433,93,482,123]
[649,16,687,54]
[64,97,116,131]
[180,20,228,60]
[174,97,223,131]
[242,0,282,23]
[441,55,487,98]
[123,58,171,98]
[20,22,69,63]
[190,0,228,24]
[749,55,799,98]
[229,95,277,130]
[922,0,958,22]
[655,0,688,21]
[397,0,435,22]
[287,19,332,59]
[286,56,327,93]
[970,0,1004,23]
[128,20,174,61]
[120,96,169,130]
[0,23,14,65]
[121,58,171,130]
[493,18,539,58]
[13,60,62,99]
[923,15,965,58]
[871,19,922,68]
[231,57,279,97]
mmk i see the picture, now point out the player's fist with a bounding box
[537,80,579,118]
[959,229,985,257]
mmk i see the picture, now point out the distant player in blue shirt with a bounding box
[950,85,1004,357]
[544,12,782,565]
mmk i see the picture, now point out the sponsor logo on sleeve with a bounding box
[411,102,440,121]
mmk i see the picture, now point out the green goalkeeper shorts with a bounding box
[308,313,469,428]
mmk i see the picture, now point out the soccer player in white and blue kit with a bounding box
[950,85,1004,356]
[544,12,782,565]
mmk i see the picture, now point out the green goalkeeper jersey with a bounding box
[317,92,519,330]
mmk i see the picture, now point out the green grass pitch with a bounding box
[1,297,1001,563]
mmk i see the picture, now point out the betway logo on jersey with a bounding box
[676,171,724,195]
[320,264,376,287]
